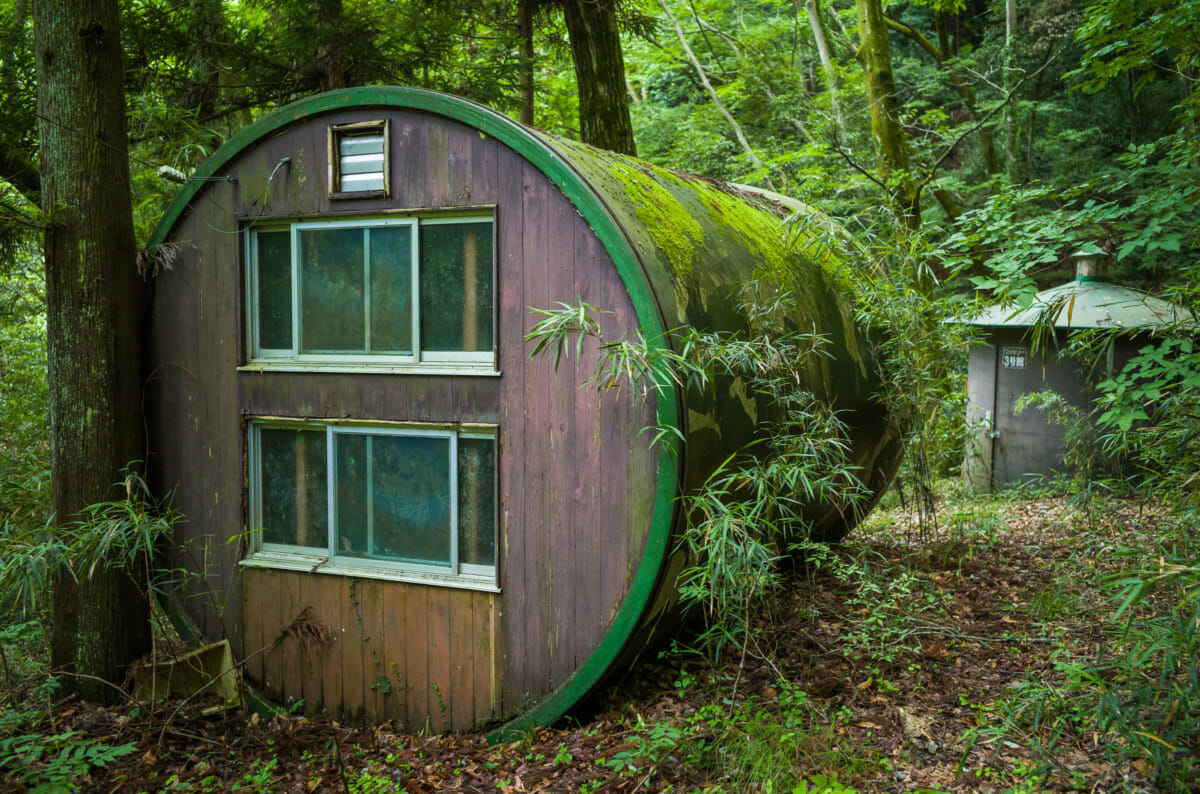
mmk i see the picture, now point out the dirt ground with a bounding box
[10,496,1193,792]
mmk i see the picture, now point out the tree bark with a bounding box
[855,0,920,229]
[560,0,637,155]
[317,0,348,91]
[1005,0,1018,180]
[182,0,225,120]
[34,0,150,702]
[518,0,535,126]
[800,0,847,146]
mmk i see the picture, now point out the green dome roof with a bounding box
[967,278,1193,330]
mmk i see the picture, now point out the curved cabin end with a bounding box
[146,88,675,732]
[144,87,896,734]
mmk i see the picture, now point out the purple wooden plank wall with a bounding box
[146,108,660,727]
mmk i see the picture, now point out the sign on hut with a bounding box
[962,250,1192,491]
[144,87,899,732]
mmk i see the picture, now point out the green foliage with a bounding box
[652,678,872,791]
[0,676,137,794]
[1004,548,1200,791]
[1089,319,1200,507]
[0,242,48,537]
[830,549,929,663]
[837,229,973,533]
[1072,0,1200,124]
[679,391,867,654]
[0,471,182,617]
[527,297,868,654]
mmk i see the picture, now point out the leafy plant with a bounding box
[1004,550,1200,791]
[0,688,137,794]
[667,678,875,791]
[527,297,868,655]
[0,470,183,618]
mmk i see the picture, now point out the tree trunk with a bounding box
[801,0,847,146]
[855,0,920,229]
[518,0,535,126]
[34,0,150,703]
[560,0,637,155]
[321,0,348,91]
[184,0,224,120]
[1005,0,1018,181]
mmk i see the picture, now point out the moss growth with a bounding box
[538,133,868,375]
[617,164,704,275]
[547,137,705,275]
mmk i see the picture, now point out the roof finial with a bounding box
[1071,243,1106,281]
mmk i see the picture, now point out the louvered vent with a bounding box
[329,120,389,197]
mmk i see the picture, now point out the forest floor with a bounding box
[4,490,1195,793]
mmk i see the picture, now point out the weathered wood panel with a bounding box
[237,372,499,424]
[493,143,529,715]
[240,567,266,693]
[146,177,246,655]
[357,582,386,724]
[281,571,308,712]
[382,582,409,722]
[241,570,496,726]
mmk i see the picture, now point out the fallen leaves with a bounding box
[5,496,1180,793]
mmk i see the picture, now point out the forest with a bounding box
[1,0,1199,791]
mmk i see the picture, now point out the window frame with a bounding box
[243,213,497,374]
[242,419,499,591]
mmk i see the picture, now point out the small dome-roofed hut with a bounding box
[144,87,899,733]
[962,250,1192,491]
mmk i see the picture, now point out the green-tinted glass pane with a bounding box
[335,433,368,557]
[259,427,327,549]
[457,437,495,567]
[368,226,413,353]
[370,434,451,567]
[300,227,365,352]
[256,230,292,350]
[419,222,494,352]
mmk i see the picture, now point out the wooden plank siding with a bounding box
[147,107,660,728]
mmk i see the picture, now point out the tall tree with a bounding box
[802,0,847,146]
[558,0,638,155]
[854,0,920,229]
[516,0,539,125]
[34,0,149,700]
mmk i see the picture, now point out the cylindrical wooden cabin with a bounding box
[145,87,898,733]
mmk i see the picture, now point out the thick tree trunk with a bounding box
[518,0,535,126]
[317,0,348,91]
[183,0,224,120]
[560,0,637,155]
[854,0,920,230]
[34,0,150,702]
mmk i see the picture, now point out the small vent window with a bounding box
[329,120,389,197]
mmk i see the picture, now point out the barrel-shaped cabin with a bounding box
[145,87,897,732]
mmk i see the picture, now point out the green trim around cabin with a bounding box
[148,86,683,735]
